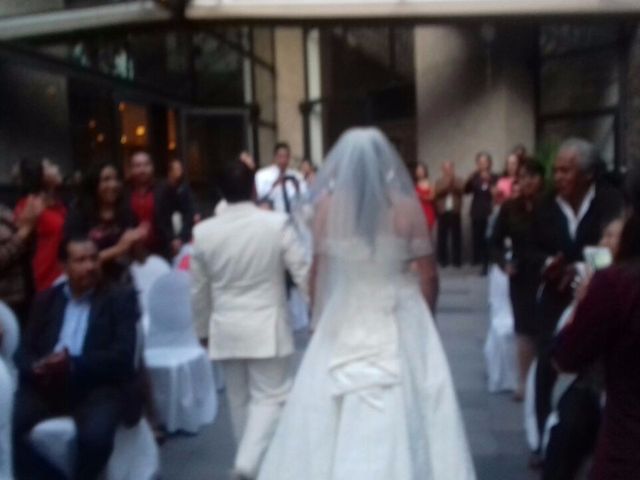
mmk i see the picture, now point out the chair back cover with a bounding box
[0,301,19,364]
[130,255,172,314]
[487,265,514,335]
[0,358,13,479]
[147,271,199,349]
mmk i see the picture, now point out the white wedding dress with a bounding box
[258,238,476,480]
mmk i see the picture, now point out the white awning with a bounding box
[0,1,171,40]
[187,0,640,20]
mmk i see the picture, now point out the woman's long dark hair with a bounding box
[616,168,640,263]
[79,161,131,229]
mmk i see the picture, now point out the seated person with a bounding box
[12,234,140,480]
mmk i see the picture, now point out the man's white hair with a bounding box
[558,137,598,174]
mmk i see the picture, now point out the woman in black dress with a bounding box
[64,161,148,283]
[491,159,545,400]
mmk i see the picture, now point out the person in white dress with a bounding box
[258,128,476,480]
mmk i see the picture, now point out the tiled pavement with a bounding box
[160,268,539,480]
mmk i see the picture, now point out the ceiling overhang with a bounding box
[0,1,171,41]
[187,0,640,20]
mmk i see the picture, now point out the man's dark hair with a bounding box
[519,158,545,178]
[475,151,493,165]
[274,142,290,154]
[218,161,255,203]
[59,234,96,262]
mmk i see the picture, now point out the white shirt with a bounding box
[255,165,307,214]
[54,284,92,356]
[555,185,596,240]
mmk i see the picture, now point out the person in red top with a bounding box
[15,158,67,293]
[414,163,437,232]
[124,150,181,260]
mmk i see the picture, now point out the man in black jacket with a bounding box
[12,235,140,480]
[529,138,623,479]
[167,158,196,244]
[465,151,498,275]
[125,150,188,260]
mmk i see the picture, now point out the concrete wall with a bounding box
[414,25,536,260]
[415,25,536,176]
[274,27,306,163]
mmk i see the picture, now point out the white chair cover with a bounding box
[30,417,159,480]
[0,359,14,479]
[524,360,539,451]
[483,265,518,392]
[144,271,218,433]
[146,271,199,349]
[130,255,171,333]
[0,301,19,377]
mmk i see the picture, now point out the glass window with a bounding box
[540,115,616,170]
[68,79,115,172]
[540,51,619,115]
[194,32,245,105]
[540,25,620,57]
[393,27,415,80]
[118,101,149,162]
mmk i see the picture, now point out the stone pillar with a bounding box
[414,25,536,260]
[274,27,306,162]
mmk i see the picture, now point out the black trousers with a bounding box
[437,212,462,267]
[13,385,124,480]
[471,217,489,270]
[543,383,601,480]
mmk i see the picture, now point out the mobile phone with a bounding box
[583,246,613,271]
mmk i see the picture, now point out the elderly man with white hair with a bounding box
[527,137,624,479]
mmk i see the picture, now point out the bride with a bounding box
[257,128,476,480]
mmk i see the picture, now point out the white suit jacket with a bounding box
[191,202,310,360]
[255,165,307,213]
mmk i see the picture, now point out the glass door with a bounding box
[180,109,250,215]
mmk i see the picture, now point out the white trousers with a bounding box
[221,356,293,478]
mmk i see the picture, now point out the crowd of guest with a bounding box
[414,145,526,274]
[1,132,639,480]
[485,138,639,480]
[413,138,640,479]
[0,142,315,479]
[0,150,201,479]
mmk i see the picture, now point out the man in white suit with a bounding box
[191,161,310,480]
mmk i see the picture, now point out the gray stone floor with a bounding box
[160,268,539,480]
